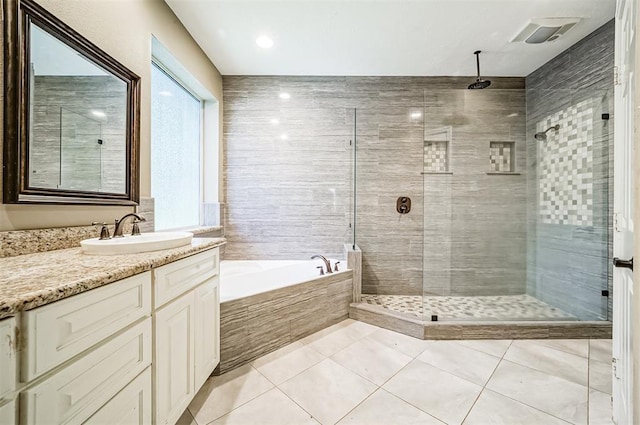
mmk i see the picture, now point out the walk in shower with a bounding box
[354,86,612,323]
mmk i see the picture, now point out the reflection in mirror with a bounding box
[28,24,128,194]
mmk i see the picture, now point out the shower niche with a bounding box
[423,126,452,174]
[488,141,517,174]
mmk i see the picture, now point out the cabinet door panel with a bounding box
[21,319,151,425]
[0,317,16,401]
[194,277,220,390]
[22,272,151,381]
[154,292,195,425]
[154,248,218,308]
[84,368,151,425]
[0,400,16,425]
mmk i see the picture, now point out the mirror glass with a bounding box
[28,24,128,194]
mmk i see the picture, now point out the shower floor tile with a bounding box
[360,294,577,321]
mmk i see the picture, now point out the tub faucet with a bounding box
[311,255,333,274]
[113,213,146,237]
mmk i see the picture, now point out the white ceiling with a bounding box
[165,0,616,77]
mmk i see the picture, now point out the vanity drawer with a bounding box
[154,248,219,308]
[21,318,151,425]
[84,367,151,425]
[22,271,151,381]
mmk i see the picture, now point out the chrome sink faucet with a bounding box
[113,213,146,237]
[311,255,333,274]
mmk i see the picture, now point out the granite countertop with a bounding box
[0,237,226,320]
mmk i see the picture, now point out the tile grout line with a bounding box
[320,325,430,425]
[460,339,514,424]
[482,351,588,424]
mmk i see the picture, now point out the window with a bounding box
[151,62,202,230]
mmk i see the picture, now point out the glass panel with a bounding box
[151,63,201,230]
[60,107,102,191]
[355,105,425,318]
[528,89,611,321]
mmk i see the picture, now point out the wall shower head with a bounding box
[468,50,491,90]
[534,124,560,141]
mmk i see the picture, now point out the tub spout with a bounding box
[311,255,333,274]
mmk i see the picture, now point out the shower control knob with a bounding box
[396,197,411,214]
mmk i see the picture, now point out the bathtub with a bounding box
[220,259,342,302]
[218,259,353,373]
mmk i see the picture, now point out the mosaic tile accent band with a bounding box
[489,141,514,172]
[424,141,448,172]
[361,294,576,321]
[538,99,595,226]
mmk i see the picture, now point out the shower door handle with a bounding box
[613,257,633,271]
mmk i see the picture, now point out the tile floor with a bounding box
[361,294,577,321]
[180,319,613,425]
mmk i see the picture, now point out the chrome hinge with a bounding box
[612,357,619,379]
[614,213,620,232]
[614,66,621,86]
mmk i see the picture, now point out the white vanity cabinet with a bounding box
[154,248,220,425]
[6,245,220,425]
[0,317,17,425]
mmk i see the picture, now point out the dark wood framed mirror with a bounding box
[3,0,140,205]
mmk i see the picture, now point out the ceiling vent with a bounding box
[511,18,581,44]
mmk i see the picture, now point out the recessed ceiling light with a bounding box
[91,110,106,118]
[270,119,280,125]
[256,35,274,49]
[280,134,288,140]
[411,111,422,119]
[279,92,290,100]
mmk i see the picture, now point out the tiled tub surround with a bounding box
[218,262,353,374]
[0,237,226,319]
[526,20,614,321]
[223,76,527,297]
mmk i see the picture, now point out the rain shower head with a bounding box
[534,124,560,141]
[468,50,491,90]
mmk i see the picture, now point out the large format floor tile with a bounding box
[463,389,569,425]
[528,339,589,358]
[331,337,412,385]
[186,320,612,425]
[251,341,326,385]
[384,359,483,425]
[590,339,612,364]
[417,340,501,386]
[210,388,319,425]
[487,360,588,425]
[279,358,378,425]
[504,340,588,386]
[188,364,274,424]
[337,389,445,425]
[365,327,427,358]
[589,389,614,425]
[589,359,612,395]
[457,339,512,358]
[300,319,377,357]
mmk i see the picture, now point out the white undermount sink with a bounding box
[81,231,193,255]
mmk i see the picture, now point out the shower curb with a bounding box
[349,302,612,340]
